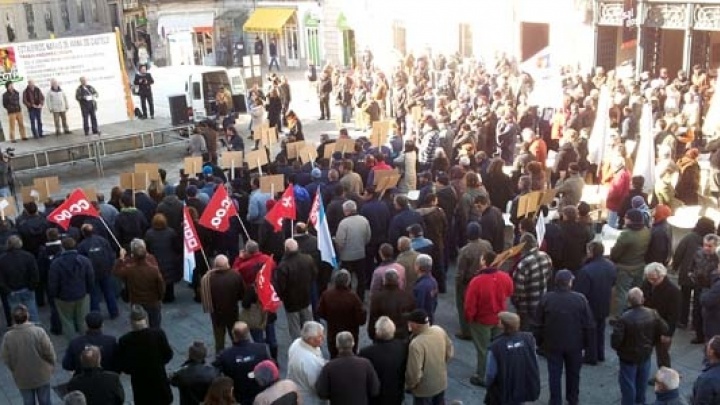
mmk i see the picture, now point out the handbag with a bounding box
[239,302,267,330]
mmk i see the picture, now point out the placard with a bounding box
[411,106,423,123]
[134,163,160,181]
[334,138,356,155]
[81,187,98,202]
[299,145,318,165]
[120,172,149,191]
[373,169,398,186]
[246,149,269,170]
[260,174,285,195]
[0,196,17,218]
[220,151,244,169]
[254,122,269,140]
[33,176,60,200]
[260,126,278,147]
[183,157,204,176]
[20,186,41,204]
[286,140,306,160]
[370,120,391,147]
[323,142,337,159]
[354,109,367,130]
[491,243,526,267]
[375,169,401,194]
[539,188,559,207]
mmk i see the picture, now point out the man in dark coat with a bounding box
[485,312,541,405]
[114,194,149,251]
[475,193,505,253]
[611,288,668,405]
[645,205,673,266]
[0,235,40,322]
[16,202,48,257]
[388,195,425,245]
[62,312,118,373]
[693,336,720,404]
[360,187,392,269]
[170,342,219,405]
[702,275,720,343]
[535,270,594,405]
[317,269,366,358]
[214,321,271,405]
[641,262,681,370]
[574,241,617,363]
[359,316,407,405]
[156,194,184,239]
[368,269,415,341]
[316,331,380,405]
[273,238,317,340]
[557,206,592,272]
[67,345,124,405]
[416,193,448,293]
[117,305,174,405]
[200,255,245,353]
[77,224,118,319]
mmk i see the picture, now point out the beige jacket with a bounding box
[405,324,454,398]
[1,323,56,389]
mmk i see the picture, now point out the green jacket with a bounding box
[610,227,651,271]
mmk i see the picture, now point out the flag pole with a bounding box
[199,246,211,272]
[235,214,251,242]
[98,216,122,250]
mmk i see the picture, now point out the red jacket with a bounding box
[464,268,514,325]
[606,168,630,211]
[232,252,274,285]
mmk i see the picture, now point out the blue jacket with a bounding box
[77,235,116,278]
[359,199,391,245]
[48,250,94,302]
[413,274,438,323]
[247,190,271,225]
[63,330,119,373]
[388,208,425,245]
[693,362,720,405]
[485,331,540,404]
[214,340,271,404]
[574,257,617,320]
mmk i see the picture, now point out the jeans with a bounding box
[20,384,51,405]
[413,391,444,405]
[286,305,313,341]
[55,296,90,340]
[547,348,583,405]
[269,56,280,71]
[607,210,619,229]
[28,108,42,138]
[619,359,651,405]
[250,320,278,359]
[90,276,119,318]
[7,289,39,323]
[140,93,154,118]
[693,287,705,340]
[468,322,499,378]
[341,105,352,123]
[81,104,98,135]
[613,267,643,318]
[319,95,330,119]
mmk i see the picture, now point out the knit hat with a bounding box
[625,208,644,225]
[248,360,279,387]
[130,304,147,322]
[466,222,481,240]
[631,195,646,209]
[186,185,198,197]
[85,311,103,329]
[188,341,207,362]
[654,204,672,223]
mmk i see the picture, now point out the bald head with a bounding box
[397,236,411,252]
[232,321,251,342]
[214,254,230,270]
[628,287,644,307]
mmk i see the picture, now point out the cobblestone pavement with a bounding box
[0,69,707,404]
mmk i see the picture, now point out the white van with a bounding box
[132,65,247,123]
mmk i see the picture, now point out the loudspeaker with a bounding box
[169,95,190,125]
[232,94,247,113]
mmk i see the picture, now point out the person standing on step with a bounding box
[46,78,72,136]
[2,82,27,142]
[23,80,44,139]
[75,76,100,136]
[133,65,154,120]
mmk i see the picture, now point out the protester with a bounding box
[201,255,245,353]
[273,238,316,340]
[49,237,94,340]
[66,345,124,405]
[512,233,552,331]
[455,222,493,339]
[673,217,715,330]
[413,253,439,323]
[3,82,27,142]
[287,321,327,405]
[251,359,301,405]
[610,208,651,318]
[405,308,454,404]
[641,263,681,374]
[359,316,408,405]
[46,78,72,136]
[169,342,219,405]
[62,312,118,373]
[317,269,365,358]
[23,80,44,138]
[0,235,40,323]
[113,239,165,328]
[75,76,100,136]
[316,331,380,404]
[335,200,371,300]
[77,224,118,319]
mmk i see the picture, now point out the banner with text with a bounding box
[0,32,129,140]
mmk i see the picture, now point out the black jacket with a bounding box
[16,213,49,256]
[553,142,578,174]
[67,367,124,405]
[573,257,617,320]
[2,89,21,113]
[480,206,505,253]
[359,199,391,246]
[645,220,672,266]
[48,250,94,302]
[641,277,681,336]
[273,251,317,312]
[315,353,380,405]
[214,340,271,405]
[170,360,220,405]
[0,248,39,294]
[117,328,174,405]
[133,73,154,96]
[368,284,415,341]
[359,339,408,405]
[558,221,592,272]
[144,227,182,284]
[535,288,594,353]
[62,330,119,373]
[611,305,668,364]
[115,208,149,250]
[485,332,540,405]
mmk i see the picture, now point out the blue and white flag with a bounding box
[309,191,338,268]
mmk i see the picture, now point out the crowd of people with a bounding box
[3,49,720,405]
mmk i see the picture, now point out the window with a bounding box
[77,0,85,24]
[192,82,201,100]
[44,6,55,35]
[25,4,36,39]
[109,3,119,29]
[5,13,16,42]
[91,0,99,23]
[60,0,70,31]
[459,23,473,58]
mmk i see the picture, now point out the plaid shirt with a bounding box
[512,248,553,314]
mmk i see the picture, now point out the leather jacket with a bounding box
[169,360,219,405]
[611,305,668,364]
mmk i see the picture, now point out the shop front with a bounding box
[243,7,300,68]
[157,11,216,66]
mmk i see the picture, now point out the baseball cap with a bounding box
[404,308,429,324]
[248,359,280,385]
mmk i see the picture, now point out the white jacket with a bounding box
[250,104,266,130]
[46,88,68,113]
[287,338,327,405]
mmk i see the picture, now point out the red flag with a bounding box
[255,260,281,312]
[47,189,99,230]
[265,184,295,232]
[198,186,237,232]
[182,206,202,253]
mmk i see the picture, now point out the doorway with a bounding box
[520,22,549,61]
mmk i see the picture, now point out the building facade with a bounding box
[0,0,118,44]
[594,0,720,77]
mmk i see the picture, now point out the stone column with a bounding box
[634,0,645,80]
[682,3,694,73]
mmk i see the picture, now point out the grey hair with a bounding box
[644,262,668,278]
[301,321,325,342]
[336,331,354,350]
[130,238,147,258]
[245,240,259,254]
[333,269,352,289]
[6,235,22,250]
[704,234,720,245]
[214,254,230,269]
[64,391,87,405]
[342,200,357,214]
[374,316,396,341]
[415,254,433,273]
[284,238,298,252]
[655,367,680,390]
[628,287,644,306]
[383,268,399,285]
[397,236,411,252]
[519,232,537,250]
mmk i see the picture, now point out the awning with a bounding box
[243,8,295,33]
[157,12,215,37]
